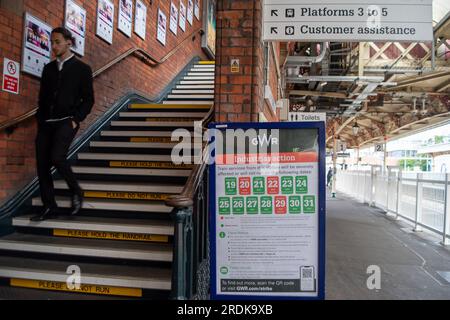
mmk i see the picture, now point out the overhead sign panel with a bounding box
[263,0,433,42]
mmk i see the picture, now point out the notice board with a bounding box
[209,122,326,300]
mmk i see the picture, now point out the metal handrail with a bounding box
[0,27,204,132]
[165,106,215,208]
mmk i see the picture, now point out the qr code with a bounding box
[301,267,313,279]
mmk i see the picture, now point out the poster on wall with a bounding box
[210,122,326,300]
[169,2,179,35]
[201,0,216,59]
[157,9,167,46]
[134,0,147,40]
[187,0,194,26]
[65,0,87,56]
[194,0,200,20]
[118,0,133,37]
[96,0,115,44]
[179,1,187,32]
[22,13,52,78]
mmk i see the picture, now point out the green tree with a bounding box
[434,135,444,144]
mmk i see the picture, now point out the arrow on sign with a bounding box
[271,10,278,17]
[271,27,278,34]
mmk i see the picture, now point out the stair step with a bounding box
[190,68,215,72]
[172,90,214,94]
[90,141,178,149]
[72,166,192,177]
[179,81,215,85]
[176,86,215,90]
[110,121,197,127]
[0,256,172,293]
[32,197,173,213]
[78,153,176,162]
[101,131,194,138]
[183,76,214,80]
[53,180,183,194]
[13,215,174,236]
[167,94,214,99]
[187,73,214,76]
[0,233,173,262]
[197,61,215,65]
[162,100,212,105]
[193,63,215,67]
[129,103,211,110]
[119,112,206,118]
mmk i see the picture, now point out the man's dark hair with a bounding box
[51,27,77,48]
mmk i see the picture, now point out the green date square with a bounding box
[296,176,308,194]
[252,177,265,194]
[303,195,316,214]
[281,176,294,194]
[225,177,237,195]
[289,196,302,214]
[246,197,259,214]
[218,197,231,215]
[232,197,245,214]
[260,196,273,214]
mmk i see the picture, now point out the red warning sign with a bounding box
[2,58,20,94]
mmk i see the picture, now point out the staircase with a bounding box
[0,60,215,299]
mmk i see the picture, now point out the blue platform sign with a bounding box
[209,122,326,300]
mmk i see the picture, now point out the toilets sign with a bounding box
[2,58,20,95]
[263,0,433,42]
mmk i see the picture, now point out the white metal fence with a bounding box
[335,167,450,245]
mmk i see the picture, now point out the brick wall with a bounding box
[214,0,280,123]
[0,0,208,205]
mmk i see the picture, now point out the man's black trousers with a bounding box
[35,119,81,209]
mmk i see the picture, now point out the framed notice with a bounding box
[96,0,114,44]
[179,1,187,32]
[118,0,133,37]
[21,13,52,78]
[170,2,179,35]
[201,0,216,59]
[209,122,326,300]
[262,0,433,42]
[157,9,167,46]
[65,0,86,56]
[194,0,200,20]
[187,0,194,25]
[134,0,147,40]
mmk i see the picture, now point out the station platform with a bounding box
[326,193,450,300]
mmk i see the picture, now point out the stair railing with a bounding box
[166,106,214,300]
[0,28,204,134]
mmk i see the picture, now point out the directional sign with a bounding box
[263,0,433,42]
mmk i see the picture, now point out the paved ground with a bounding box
[326,192,450,300]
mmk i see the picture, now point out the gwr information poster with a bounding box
[210,123,325,300]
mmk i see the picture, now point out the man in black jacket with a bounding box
[31,27,94,221]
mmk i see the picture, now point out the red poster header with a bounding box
[216,152,318,165]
